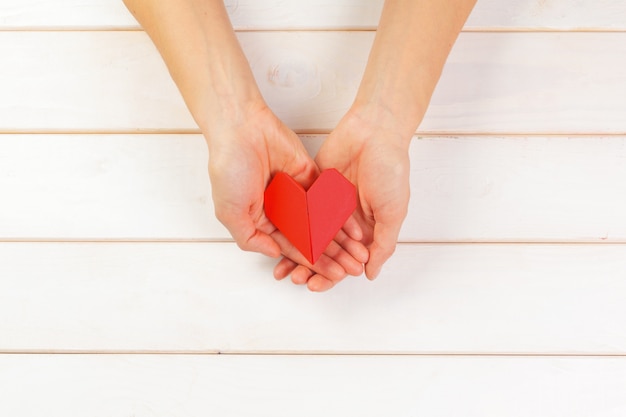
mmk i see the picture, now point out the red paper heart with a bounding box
[264,169,357,264]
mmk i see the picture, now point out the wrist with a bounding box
[199,89,267,143]
[345,100,416,150]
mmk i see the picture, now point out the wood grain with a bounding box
[0,32,625,133]
[1,242,626,353]
[2,0,622,413]
[1,0,624,30]
[2,354,626,417]
[2,134,626,242]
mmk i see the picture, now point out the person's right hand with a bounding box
[205,100,368,284]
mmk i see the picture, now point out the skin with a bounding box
[275,0,478,288]
[123,0,477,292]
[123,0,368,287]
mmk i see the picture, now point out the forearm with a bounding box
[123,0,263,137]
[354,0,477,138]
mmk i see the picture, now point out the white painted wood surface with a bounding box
[2,242,626,353]
[1,0,624,30]
[0,0,624,414]
[1,32,625,133]
[2,355,626,417]
[2,134,626,242]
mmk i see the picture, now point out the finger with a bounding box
[307,275,335,292]
[274,257,298,280]
[291,265,314,285]
[222,213,281,258]
[309,252,346,283]
[324,239,364,277]
[334,228,369,265]
[365,221,402,280]
[270,230,347,283]
[342,216,363,241]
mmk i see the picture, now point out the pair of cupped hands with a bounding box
[207,99,411,292]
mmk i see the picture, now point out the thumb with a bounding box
[365,220,402,280]
[217,207,281,258]
[238,226,282,258]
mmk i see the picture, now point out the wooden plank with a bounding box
[2,354,626,416]
[406,135,626,242]
[466,0,626,31]
[0,0,137,29]
[1,242,626,353]
[0,135,223,240]
[1,0,625,30]
[2,134,626,242]
[0,32,625,133]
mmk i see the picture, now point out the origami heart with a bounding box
[264,168,357,264]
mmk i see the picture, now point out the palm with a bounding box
[206,106,367,284]
[315,118,411,279]
[209,111,308,249]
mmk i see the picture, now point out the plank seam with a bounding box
[0,28,625,33]
[1,240,626,244]
[4,131,626,137]
[2,351,626,357]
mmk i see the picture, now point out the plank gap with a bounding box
[5,130,626,137]
[4,351,626,357]
[2,239,626,244]
[1,28,626,33]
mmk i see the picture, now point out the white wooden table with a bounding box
[1,1,626,415]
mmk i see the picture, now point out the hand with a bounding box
[206,101,367,283]
[314,106,412,280]
[273,105,411,286]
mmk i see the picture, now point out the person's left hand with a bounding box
[274,106,412,291]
